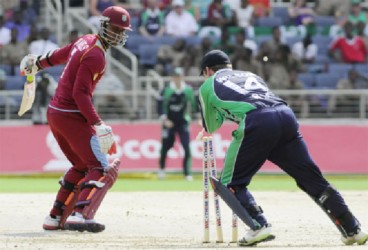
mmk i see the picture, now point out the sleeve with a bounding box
[198,79,224,134]
[37,42,75,69]
[72,51,102,125]
[188,87,198,113]
[157,88,165,117]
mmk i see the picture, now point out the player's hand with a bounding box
[163,119,174,128]
[196,128,205,141]
[20,54,39,76]
[94,123,116,155]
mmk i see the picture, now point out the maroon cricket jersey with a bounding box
[39,34,107,125]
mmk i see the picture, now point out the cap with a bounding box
[172,0,184,6]
[351,0,361,4]
[172,67,184,76]
[200,49,231,75]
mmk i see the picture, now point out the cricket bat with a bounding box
[18,75,36,116]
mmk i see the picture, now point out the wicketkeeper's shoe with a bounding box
[341,227,368,245]
[42,215,61,230]
[64,212,105,233]
[239,223,275,246]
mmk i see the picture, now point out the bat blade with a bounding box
[18,78,36,116]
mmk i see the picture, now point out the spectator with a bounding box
[291,34,318,63]
[264,44,303,90]
[155,38,187,75]
[237,28,258,55]
[347,0,367,26]
[29,27,59,55]
[0,28,28,75]
[315,0,350,17]
[257,26,284,62]
[27,23,39,44]
[191,0,212,21]
[357,21,368,57]
[19,0,38,25]
[4,10,30,42]
[232,47,263,77]
[139,0,165,39]
[185,0,201,22]
[233,0,255,38]
[0,69,6,90]
[248,0,270,18]
[205,0,235,28]
[0,15,11,46]
[288,0,315,26]
[165,0,199,37]
[88,0,116,28]
[182,37,212,76]
[328,21,367,63]
[284,70,309,118]
[327,69,368,115]
[1,0,20,21]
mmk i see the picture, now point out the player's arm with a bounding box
[20,42,75,76]
[198,79,224,134]
[156,88,166,119]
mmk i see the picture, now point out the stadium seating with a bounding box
[0,64,12,75]
[155,35,177,46]
[298,73,315,88]
[272,7,289,24]
[5,76,25,90]
[256,17,283,27]
[125,35,150,55]
[315,73,340,89]
[328,63,353,76]
[313,16,336,27]
[354,64,368,75]
[138,44,160,66]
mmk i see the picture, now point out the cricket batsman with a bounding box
[20,6,132,233]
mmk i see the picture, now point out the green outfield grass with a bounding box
[0,174,367,193]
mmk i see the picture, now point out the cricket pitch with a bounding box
[0,191,367,249]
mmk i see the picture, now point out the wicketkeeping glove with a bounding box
[95,123,117,155]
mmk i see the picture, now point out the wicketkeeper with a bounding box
[197,49,368,246]
[20,6,132,233]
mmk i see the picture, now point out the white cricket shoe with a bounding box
[185,175,193,181]
[239,223,275,246]
[157,169,166,180]
[42,215,61,230]
[64,212,105,233]
[341,228,368,245]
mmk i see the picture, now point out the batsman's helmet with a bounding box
[99,6,132,47]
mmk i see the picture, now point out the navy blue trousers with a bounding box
[159,123,191,176]
[229,105,352,225]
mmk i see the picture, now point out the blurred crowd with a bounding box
[0,0,368,118]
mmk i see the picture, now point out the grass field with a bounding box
[0,173,367,193]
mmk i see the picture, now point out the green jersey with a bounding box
[157,82,197,125]
[199,69,285,136]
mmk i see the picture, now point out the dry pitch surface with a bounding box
[0,191,367,250]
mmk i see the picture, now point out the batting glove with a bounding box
[95,123,117,155]
[20,54,40,76]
